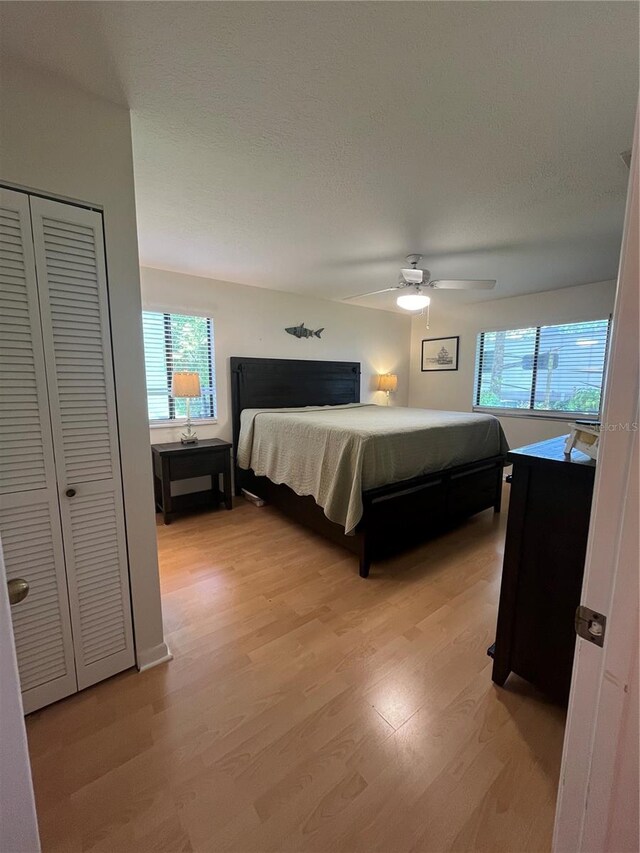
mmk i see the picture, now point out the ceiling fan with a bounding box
[343,255,496,311]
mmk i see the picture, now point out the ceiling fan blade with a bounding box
[431,279,496,290]
[342,286,402,300]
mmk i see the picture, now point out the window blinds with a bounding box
[142,311,216,421]
[474,319,609,416]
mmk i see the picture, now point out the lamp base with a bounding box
[181,401,198,443]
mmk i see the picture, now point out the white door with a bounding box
[0,540,41,853]
[0,187,78,713]
[30,196,135,690]
[553,109,639,852]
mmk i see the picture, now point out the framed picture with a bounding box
[421,336,459,372]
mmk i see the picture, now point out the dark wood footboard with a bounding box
[357,455,504,576]
[237,455,505,577]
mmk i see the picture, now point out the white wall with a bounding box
[140,267,411,446]
[408,280,617,449]
[0,61,169,670]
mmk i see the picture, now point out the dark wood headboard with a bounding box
[230,356,361,457]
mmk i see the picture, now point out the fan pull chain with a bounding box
[421,303,430,329]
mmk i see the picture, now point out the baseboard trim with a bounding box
[136,641,173,672]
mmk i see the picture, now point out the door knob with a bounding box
[65,488,76,497]
[8,578,29,606]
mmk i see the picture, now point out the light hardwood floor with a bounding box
[27,487,566,852]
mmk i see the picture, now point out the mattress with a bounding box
[237,403,508,533]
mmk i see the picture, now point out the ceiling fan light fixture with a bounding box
[397,292,431,311]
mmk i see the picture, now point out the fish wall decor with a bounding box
[285,323,324,339]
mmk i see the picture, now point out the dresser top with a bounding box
[151,437,232,455]
[508,435,596,468]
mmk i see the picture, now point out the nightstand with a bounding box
[151,438,233,524]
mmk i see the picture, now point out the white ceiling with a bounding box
[1,2,637,310]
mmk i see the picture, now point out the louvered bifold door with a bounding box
[30,197,135,690]
[0,188,78,713]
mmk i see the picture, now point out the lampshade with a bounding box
[171,372,201,398]
[377,373,398,393]
[397,293,431,311]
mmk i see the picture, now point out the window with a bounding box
[474,319,610,417]
[142,311,216,422]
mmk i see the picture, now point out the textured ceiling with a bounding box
[1,2,637,310]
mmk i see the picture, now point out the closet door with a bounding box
[0,188,78,713]
[30,197,135,689]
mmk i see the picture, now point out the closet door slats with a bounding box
[30,196,134,690]
[0,205,47,495]
[0,190,78,712]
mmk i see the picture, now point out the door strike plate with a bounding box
[575,605,606,647]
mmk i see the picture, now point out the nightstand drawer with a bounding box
[170,450,227,480]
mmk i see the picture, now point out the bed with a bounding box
[231,357,507,577]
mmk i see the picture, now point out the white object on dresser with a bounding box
[564,422,600,460]
[0,187,135,713]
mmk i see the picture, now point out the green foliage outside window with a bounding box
[142,311,216,422]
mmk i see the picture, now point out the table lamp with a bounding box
[171,371,201,444]
[377,373,398,404]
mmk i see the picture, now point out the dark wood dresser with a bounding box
[491,435,596,702]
